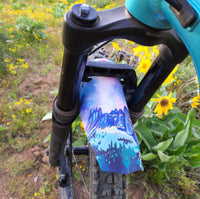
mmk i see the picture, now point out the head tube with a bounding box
[126,0,200,91]
[161,0,200,92]
[125,0,172,29]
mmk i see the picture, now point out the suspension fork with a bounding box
[49,4,188,167]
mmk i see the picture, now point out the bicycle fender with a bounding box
[80,76,143,174]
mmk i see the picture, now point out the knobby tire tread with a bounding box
[89,148,127,199]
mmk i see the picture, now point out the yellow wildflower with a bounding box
[112,42,121,51]
[80,121,86,136]
[153,46,159,56]
[162,66,178,85]
[105,4,112,9]
[191,95,200,108]
[24,99,30,105]
[151,92,176,118]
[133,46,151,59]
[196,78,199,89]
[11,70,17,75]
[137,58,152,74]
[26,108,32,114]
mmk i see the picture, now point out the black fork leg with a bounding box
[49,50,87,167]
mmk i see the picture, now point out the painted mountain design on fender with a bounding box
[84,106,143,174]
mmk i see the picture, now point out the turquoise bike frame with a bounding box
[126,0,200,87]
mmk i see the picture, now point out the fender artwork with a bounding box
[80,75,143,174]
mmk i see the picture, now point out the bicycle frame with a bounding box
[49,0,200,179]
[126,0,200,87]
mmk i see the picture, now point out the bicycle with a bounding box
[48,0,200,198]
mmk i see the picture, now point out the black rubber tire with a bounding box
[58,146,127,199]
[89,149,127,199]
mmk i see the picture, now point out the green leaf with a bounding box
[144,119,170,138]
[0,125,8,131]
[177,109,200,129]
[192,128,200,139]
[142,153,157,161]
[187,139,200,148]
[160,110,177,123]
[41,111,52,121]
[168,145,186,156]
[152,138,173,152]
[43,133,51,143]
[186,154,200,168]
[184,145,200,156]
[73,139,85,147]
[172,108,195,150]
[135,121,157,150]
[158,150,172,163]
[169,119,184,134]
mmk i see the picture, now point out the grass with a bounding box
[0,0,199,198]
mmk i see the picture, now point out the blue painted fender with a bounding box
[80,75,143,174]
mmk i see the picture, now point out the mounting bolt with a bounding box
[80,4,90,17]
[70,3,98,27]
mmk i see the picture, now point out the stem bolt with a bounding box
[80,4,90,17]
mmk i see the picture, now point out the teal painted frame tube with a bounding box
[126,0,200,89]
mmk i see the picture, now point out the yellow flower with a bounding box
[196,78,199,89]
[162,66,178,85]
[191,95,200,108]
[26,108,32,114]
[80,122,84,132]
[137,58,152,74]
[133,46,151,59]
[151,92,176,118]
[153,46,159,56]
[105,4,112,9]
[80,121,86,136]
[112,42,121,51]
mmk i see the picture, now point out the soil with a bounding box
[0,65,60,199]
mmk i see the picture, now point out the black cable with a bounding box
[88,40,112,56]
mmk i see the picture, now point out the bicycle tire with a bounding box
[58,137,127,199]
[89,149,127,199]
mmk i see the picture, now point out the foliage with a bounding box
[0,28,8,75]
[134,108,200,179]
[49,3,65,19]
[16,16,48,42]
